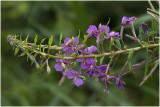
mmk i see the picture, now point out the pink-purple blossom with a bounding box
[140,22,148,34]
[122,16,136,26]
[65,69,84,87]
[106,31,119,40]
[62,37,79,53]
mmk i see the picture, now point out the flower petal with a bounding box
[73,37,79,45]
[81,63,89,69]
[86,58,95,65]
[66,71,75,79]
[87,25,97,33]
[63,47,70,51]
[89,45,97,53]
[54,63,63,71]
[74,78,84,87]
[77,58,85,62]
[64,38,71,44]
[101,25,110,34]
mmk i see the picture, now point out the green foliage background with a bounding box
[1,1,159,106]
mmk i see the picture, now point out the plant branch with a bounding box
[8,35,160,60]
[121,56,159,76]
[18,43,160,60]
[147,8,159,16]
[139,60,159,86]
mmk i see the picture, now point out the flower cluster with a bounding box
[54,39,124,92]
[8,14,158,94]
[53,17,138,93]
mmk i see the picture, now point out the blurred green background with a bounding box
[1,1,159,106]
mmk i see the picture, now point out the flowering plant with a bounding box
[7,1,159,93]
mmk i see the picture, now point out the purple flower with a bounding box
[54,58,69,71]
[99,73,107,84]
[65,69,84,87]
[62,37,79,53]
[106,31,119,40]
[140,22,148,34]
[87,25,110,43]
[122,16,136,26]
[97,64,111,84]
[81,58,98,77]
[109,76,124,89]
[77,45,97,62]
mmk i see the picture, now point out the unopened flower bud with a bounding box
[47,65,51,74]
[98,23,102,31]
[61,62,66,69]
[59,75,65,87]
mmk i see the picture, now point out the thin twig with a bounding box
[147,8,159,16]
[122,56,159,76]
[139,60,159,86]
[119,61,128,76]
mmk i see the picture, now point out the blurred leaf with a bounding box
[127,49,134,70]
[39,61,47,73]
[47,65,51,74]
[48,35,53,53]
[39,38,46,51]
[18,50,28,57]
[114,39,121,49]
[14,47,20,56]
[59,32,63,46]
[83,34,87,45]
[34,34,38,47]
[100,56,105,65]
[109,39,114,51]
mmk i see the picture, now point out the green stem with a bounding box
[148,0,155,10]
[147,8,159,16]
[21,43,159,60]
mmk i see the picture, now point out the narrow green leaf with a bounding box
[127,49,134,71]
[114,39,121,49]
[75,30,80,48]
[27,53,35,62]
[34,34,38,46]
[109,39,114,51]
[59,32,63,46]
[142,41,148,46]
[138,26,143,41]
[20,35,22,45]
[83,34,87,45]
[39,38,46,51]
[18,50,28,57]
[128,61,132,71]
[48,35,53,52]
[70,53,76,57]
[14,47,19,56]
[100,56,105,65]
[128,49,134,61]
[39,61,47,72]
[106,18,110,26]
[35,62,40,70]
[26,33,29,43]
[23,41,28,47]
[124,45,127,49]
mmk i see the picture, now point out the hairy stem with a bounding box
[8,35,159,60]
[19,43,159,60]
